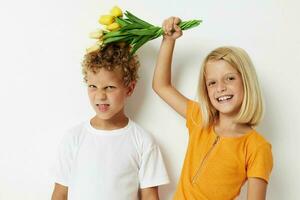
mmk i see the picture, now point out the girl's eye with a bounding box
[207,81,216,87]
[226,76,235,82]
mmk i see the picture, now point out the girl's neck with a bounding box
[214,114,252,136]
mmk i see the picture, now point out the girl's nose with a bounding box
[217,82,227,93]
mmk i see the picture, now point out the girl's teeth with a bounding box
[217,95,233,101]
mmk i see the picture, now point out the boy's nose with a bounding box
[95,90,107,100]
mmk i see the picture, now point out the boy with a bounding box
[51,43,169,200]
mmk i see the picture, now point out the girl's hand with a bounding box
[162,17,182,40]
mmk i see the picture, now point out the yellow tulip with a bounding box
[106,22,120,31]
[86,40,103,53]
[96,40,103,46]
[98,15,115,25]
[110,6,123,17]
[89,29,103,39]
[86,44,100,53]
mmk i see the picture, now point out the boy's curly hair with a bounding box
[82,43,140,86]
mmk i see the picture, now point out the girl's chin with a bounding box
[218,108,240,116]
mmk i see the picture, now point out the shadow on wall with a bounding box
[257,82,282,199]
[125,43,156,120]
[126,43,178,199]
[125,41,208,199]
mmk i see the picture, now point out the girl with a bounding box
[152,17,273,200]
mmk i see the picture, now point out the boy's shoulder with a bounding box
[128,120,157,150]
[129,120,154,139]
[64,121,86,136]
[59,121,88,145]
[58,120,158,150]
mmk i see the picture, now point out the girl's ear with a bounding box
[126,81,136,96]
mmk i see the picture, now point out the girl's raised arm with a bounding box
[152,17,189,118]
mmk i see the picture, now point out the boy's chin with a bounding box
[93,111,127,121]
[93,113,114,120]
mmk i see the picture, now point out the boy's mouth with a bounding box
[216,95,233,102]
[96,103,110,112]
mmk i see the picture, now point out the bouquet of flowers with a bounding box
[87,6,202,55]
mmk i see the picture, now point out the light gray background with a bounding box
[0,0,299,199]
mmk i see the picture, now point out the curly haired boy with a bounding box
[51,43,169,200]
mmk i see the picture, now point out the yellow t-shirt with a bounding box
[173,100,273,200]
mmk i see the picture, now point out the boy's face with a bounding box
[86,68,135,122]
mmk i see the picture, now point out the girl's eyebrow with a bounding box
[205,72,239,80]
[225,72,239,75]
[206,79,215,82]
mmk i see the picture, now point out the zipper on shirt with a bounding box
[191,135,220,184]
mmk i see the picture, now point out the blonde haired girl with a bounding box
[153,17,273,200]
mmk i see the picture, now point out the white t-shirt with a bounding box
[55,119,169,200]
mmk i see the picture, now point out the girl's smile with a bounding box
[205,59,244,117]
[216,94,234,102]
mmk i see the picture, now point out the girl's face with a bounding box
[205,60,244,118]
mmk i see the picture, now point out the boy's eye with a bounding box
[88,85,97,88]
[105,86,116,90]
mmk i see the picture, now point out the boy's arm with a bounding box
[139,186,159,200]
[247,178,268,200]
[152,17,189,118]
[51,183,68,200]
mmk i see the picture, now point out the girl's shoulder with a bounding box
[245,129,272,149]
[186,100,202,126]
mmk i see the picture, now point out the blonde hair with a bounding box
[197,46,264,127]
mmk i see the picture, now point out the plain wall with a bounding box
[0,0,299,199]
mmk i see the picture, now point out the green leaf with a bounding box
[125,11,153,27]
[179,20,202,30]
[115,17,130,27]
[103,31,129,39]
[153,28,164,39]
[130,35,152,55]
[119,23,145,32]
[104,35,132,44]
[130,35,143,45]
[127,28,158,36]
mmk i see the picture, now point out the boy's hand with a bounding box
[162,17,182,40]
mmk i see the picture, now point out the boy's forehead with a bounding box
[86,68,124,82]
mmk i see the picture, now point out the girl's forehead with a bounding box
[205,60,238,77]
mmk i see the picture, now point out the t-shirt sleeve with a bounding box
[186,100,202,133]
[138,144,170,189]
[247,143,273,183]
[54,133,74,187]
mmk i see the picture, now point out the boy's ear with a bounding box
[126,81,136,96]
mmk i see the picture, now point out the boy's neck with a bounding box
[90,115,129,131]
